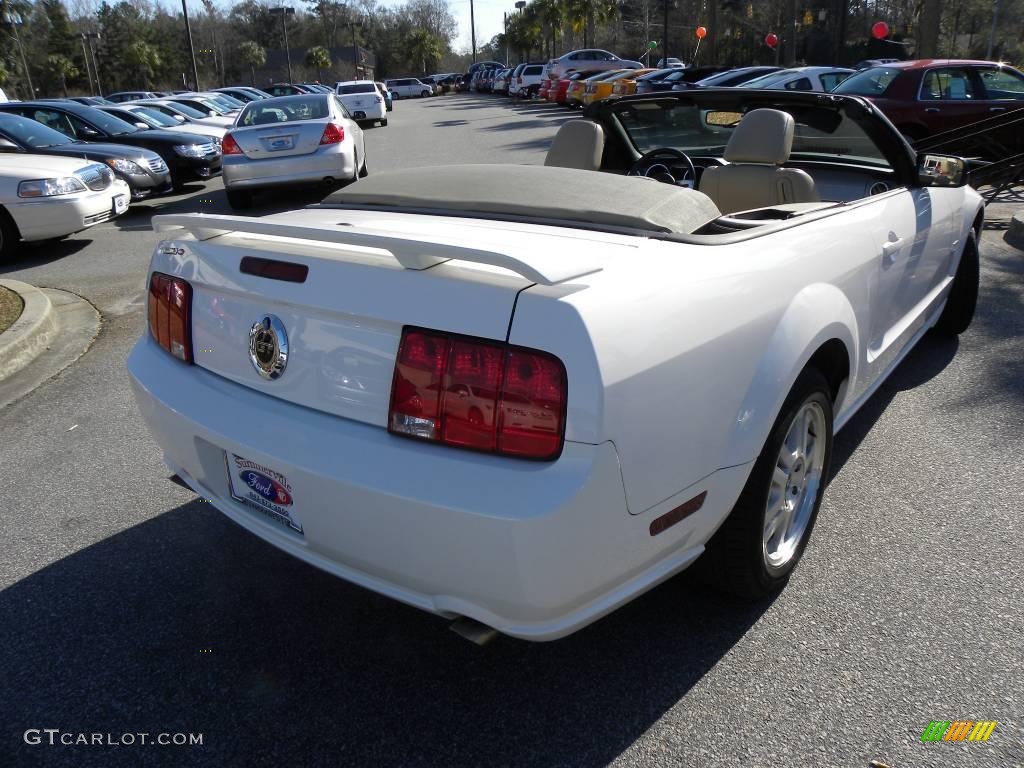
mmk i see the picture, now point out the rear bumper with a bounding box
[222,145,355,190]
[128,337,741,640]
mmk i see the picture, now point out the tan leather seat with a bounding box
[698,109,818,214]
[545,120,605,171]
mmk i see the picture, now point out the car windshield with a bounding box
[0,114,74,148]
[612,98,890,167]
[131,107,180,127]
[738,72,793,88]
[238,96,330,126]
[211,93,244,108]
[161,102,206,120]
[831,67,902,96]
[80,107,140,135]
[337,83,376,94]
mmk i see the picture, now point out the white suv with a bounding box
[385,78,433,99]
[547,49,643,79]
[335,80,387,126]
[510,64,546,98]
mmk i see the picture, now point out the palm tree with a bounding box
[238,41,265,87]
[123,42,160,90]
[47,54,77,97]
[534,0,566,58]
[304,45,331,83]
[406,29,441,74]
[567,0,616,48]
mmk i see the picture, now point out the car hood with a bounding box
[119,129,220,145]
[38,142,157,161]
[0,152,101,177]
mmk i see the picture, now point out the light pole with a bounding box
[181,0,201,90]
[3,10,34,97]
[84,32,102,95]
[350,20,362,79]
[79,34,95,94]
[470,0,477,63]
[270,7,296,83]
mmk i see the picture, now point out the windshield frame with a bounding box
[0,113,75,148]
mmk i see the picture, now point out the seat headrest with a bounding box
[723,109,795,165]
[544,120,605,171]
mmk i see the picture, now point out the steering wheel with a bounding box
[628,148,697,187]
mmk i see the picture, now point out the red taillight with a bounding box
[147,272,193,363]
[221,132,241,155]
[320,122,345,145]
[389,327,567,460]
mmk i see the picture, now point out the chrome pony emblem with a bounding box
[248,315,288,380]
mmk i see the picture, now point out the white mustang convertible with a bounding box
[128,90,982,641]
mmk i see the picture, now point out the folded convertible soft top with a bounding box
[321,163,722,235]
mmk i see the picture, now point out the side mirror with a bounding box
[79,126,101,139]
[134,122,149,130]
[0,138,21,152]
[173,115,186,122]
[916,153,967,188]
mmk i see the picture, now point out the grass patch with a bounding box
[0,285,24,335]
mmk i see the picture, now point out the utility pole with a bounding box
[181,0,201,90]
[662,0,668,66]
[470,0,477,63]
[986,0,1001,59]
[270,7,296,82]
[5,10,34,97]
[80,34,95,94]
[350,20,362,79]
[86,33,102,94]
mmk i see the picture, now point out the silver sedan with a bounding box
[221,94,366,209]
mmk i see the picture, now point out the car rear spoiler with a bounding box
[152,213,602,286]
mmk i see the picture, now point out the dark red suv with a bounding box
[832,59,1024,140]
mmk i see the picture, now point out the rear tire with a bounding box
[0,205,21,260]
[225,189,253,210]
[380,118,388,127]
[934,230,979,335]
[702,367,834,599]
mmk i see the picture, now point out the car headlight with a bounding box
[105,158,147,175]
[173,143,207,158]
[18,176,88,198]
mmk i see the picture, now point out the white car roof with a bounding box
[336,80,375,86]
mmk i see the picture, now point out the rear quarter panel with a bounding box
[509,202,893,515]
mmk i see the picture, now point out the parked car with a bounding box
[491,69,513,96]
[265,83,316,97]
[547,49,643,79]
[0,101,220,188]
[66,96,115,106]
[0,154,129,258]
[566,70,626,107]
[610,69,662,97]
[553,70,604,104]
[170,93,241,117]
[106,91,162,103]
[213,87,272,103]
[0,87,8,103]
[0,113,171,201]
[832,59,1024,140]
[694,66,784,87]
[586,68,656,105]
[510,63,546,98]
[129,88,982,641]
[854,58,901,70]
[634,66,730,94]
[467,61,505,76]
[132,99,234,130]
[98,104,225,144]
[220,93,365,209]
[373,82,393,112]
[737,66,854,92]
[334,80,387,127]
[538,77,555,101]
[386,78,433,99]
[301,84,334,93]
[655,58,685,68]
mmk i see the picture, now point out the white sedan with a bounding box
[0,154,129,259]
[334,80,387,126]
[738,65,855,92]
[128,89,981,641]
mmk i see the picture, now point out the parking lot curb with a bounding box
[0,279,56,382]
[1007,211,1024,250]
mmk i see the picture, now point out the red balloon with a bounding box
[872,21,889,40]
[695,26,707,40]
[765,33,779,49]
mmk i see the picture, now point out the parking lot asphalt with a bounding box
[1,94,1022,768]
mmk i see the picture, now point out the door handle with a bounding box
[990,106,1007,112]
[882,236,904,266]
[924,108,940,113]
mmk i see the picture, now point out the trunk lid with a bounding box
[151,209,607,428]
[231,120,327,159]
